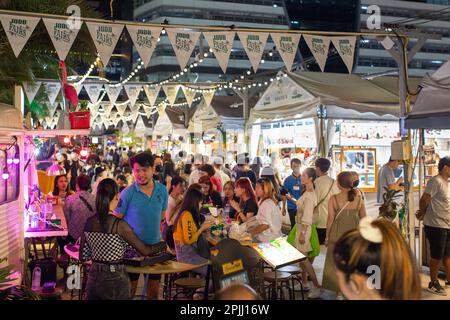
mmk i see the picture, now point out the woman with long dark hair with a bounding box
[172,184,212,275]
[80,178,162,300]
[51,174,73,200]
[199,175,223,211]
[230,178,258,223]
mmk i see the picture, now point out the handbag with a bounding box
[161,221,175,250]
[195,232,211,259]
[308,224,320,258]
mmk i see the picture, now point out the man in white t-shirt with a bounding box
[213,157,230,189]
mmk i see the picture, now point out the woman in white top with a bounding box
[164,176,187,226]
[296,167,323,299]
[249,178,282,242]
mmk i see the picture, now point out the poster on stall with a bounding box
[43,18,81,61]
[126,25,162,67]
[237,32,269,72]
[0,15,40,57]
[270,33,301,71]
[203,31,235,73]
[167,29,201,70]
[335,121,400,147]
[86,22,124,65]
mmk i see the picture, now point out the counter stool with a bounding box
[172,276,206,300]
[263,271,292,300]
[278,265,305,300]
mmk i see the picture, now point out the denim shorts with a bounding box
[85,263,131,300]
[175,244,209,276]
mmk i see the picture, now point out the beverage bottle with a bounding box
[31,212,39,229]
[32,266,41,290]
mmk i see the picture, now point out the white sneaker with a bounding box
[307,287,324,299]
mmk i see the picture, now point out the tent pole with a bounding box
[418,129,425,267]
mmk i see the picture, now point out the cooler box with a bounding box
[69,111,90,129]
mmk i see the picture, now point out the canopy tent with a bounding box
[405,60,450,129]
[153,108,189,137]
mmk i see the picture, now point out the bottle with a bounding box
[31,266,41,291]
[31,212,39,229]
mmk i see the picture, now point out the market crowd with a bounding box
[50,146,450,300]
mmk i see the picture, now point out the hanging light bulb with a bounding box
[63,136,71,144]
[1,167,9,180]
[7,158,12,165]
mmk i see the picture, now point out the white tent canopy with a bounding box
[405,60,450,129]
[153,112,186,137]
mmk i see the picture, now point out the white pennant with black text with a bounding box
[270,33,301,71]
[84,84,103,104]
[237,32,269,73]
[22,81,41,103]
[303,35,331,72]
[167,29,201,70]
[124,84,142,107]
[126,25,162,67]
[44,82,61,105]
[203,31,235,73]
[86,22,124,65]
[331,36,357,74]
[0,15,40,57]
[43,18,82,61]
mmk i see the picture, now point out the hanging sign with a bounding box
[124,84,142,107]
[86,22,124,65]
[182,87,196,107]
[203,31,235,73]
[84,83,103,104]
[126,25,161,67]
[237,32,269,72]
[163,85,180,105]
[105,85,122,104]
[43,18,81,61]
[0,15,40,57]
[270,33,301,71]
[202,89,216,108]
[22,81,41,103]
[303,35,331,72]
[144,85,160,106]
[44,82,61,105]
[331,36,357,74]
[167,29,201,70]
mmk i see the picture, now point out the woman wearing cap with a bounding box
[322,171,367,299]
[333,217,421,300]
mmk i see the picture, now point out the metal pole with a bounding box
[418,129,425,266]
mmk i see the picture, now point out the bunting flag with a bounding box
[116,104,127,117]
[47,102,58,118]
[157,102,166,116]
[74,84,83,95]
[84,84,103,104]
[130,109,139,123]
[203,31,235,73]
[144,107,153,118]
[22,81,41,103]
[166,29,201,70]
[102,103,114,115]
[163,85,180,105]
[270,33,301,71]
[43,18,82,61]
[124,84,142,107]
[182,87,196,107]
[44,82,61,105]
[144,85,160,106]
[202,89,216,108]
[86,22,124,65]
[0,15,40,57]
[303,35,331,72]
[331,36,357,74]
[105,85,122,104]
[237,32,269,73]
[121,121,130,134]
[126,25,161,67]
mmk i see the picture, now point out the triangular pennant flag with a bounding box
[47,102,58,118]
[103,103,114,116]
[122,121,130,134]
[130,109,139,123]
[157,103,166,116]
[0,15,40,57]
[237,32,269,73]
[182,86,196,107]
[116,104,127,117]
[303,35,331,72]
[144,85,160,106]
[163,85,180,105]
[202,89,216,108]
[144,107,153,118]
[331,36,357,74]
[43,18,81,61]
[203,31,235,73]
[84,84,103,104]
[270,33,301,71]
[112,114,121,126]
[44,82,61,105]
[124,84,142,107]
[105,85,122,104]
[74,84,83,95]
[22,81,41,103]
[126,25,161,67]
[166,29,201,70]
[86,22,124,65]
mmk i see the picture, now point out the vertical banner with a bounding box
[202,89,216,108]
[22,81,41,103]
[86,22,124,65]
[43,18,82,61]
[44,82,61,105]
[144,85,160,106]
[105,85,122,104]
[270,33,301,71]
[303,35,331,72]
[84,84,103,104]
[0,15,40,57]
[237,32,269,73]
[163,85,180,106]
[124,84,142,107]
[203,31,235,73]
[126,25,162,67]
[182,87,196,107]
[331,36,357,74]
[166,29,201,70]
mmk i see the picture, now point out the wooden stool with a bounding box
[172,277,206,300]
[278,265,305,300]
[263,271,292,300]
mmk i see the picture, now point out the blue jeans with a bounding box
[85,263,131,300]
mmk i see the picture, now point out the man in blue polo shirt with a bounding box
[283,158,303,228]
[115,151,168,300]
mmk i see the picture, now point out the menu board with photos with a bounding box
[251,237,306,269]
